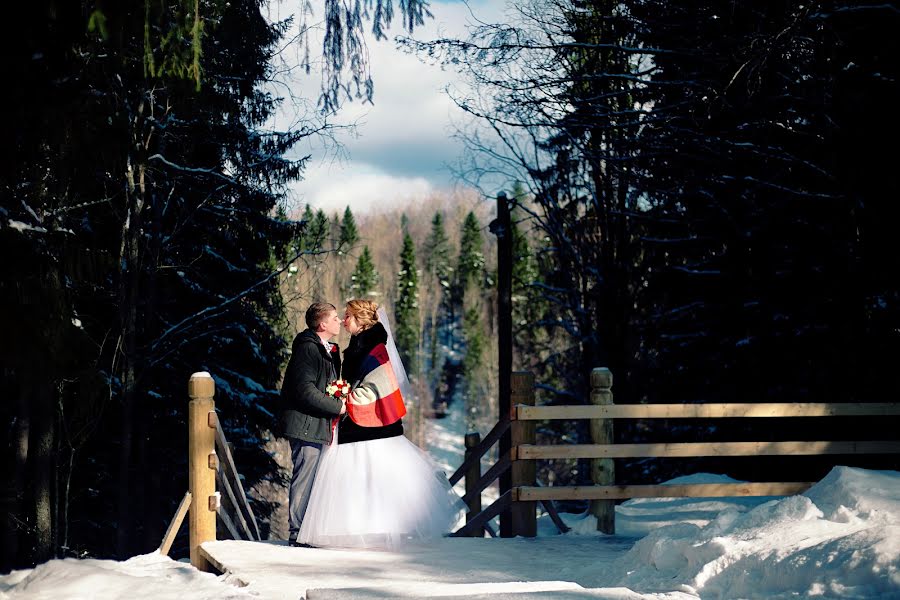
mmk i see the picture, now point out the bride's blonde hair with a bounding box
[345,299,379,332]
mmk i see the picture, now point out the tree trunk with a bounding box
[30,377,56,565]
[117,109,147,558]
[2,384,30,570]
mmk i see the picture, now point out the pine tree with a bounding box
[349,246,380,298]
[339,206,359,253]
[461,306,487,429]
[309,209,329,251]
[299,205,316,250]
[424,212,452,290]
[455,212,488,426]
[395,233,420,373]
[457,212,485,299]
[421,212,453,380]
[509,187,545,372]
[510,184,540,329]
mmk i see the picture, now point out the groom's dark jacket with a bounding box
[279,329,343,444]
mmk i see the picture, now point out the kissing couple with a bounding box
[278,299,465,549]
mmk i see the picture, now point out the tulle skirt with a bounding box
[297,423,466,550]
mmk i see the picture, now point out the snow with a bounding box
[0,553,252,599]
[600,468,900,599]
[2,466,898,599]
[7,219,48,234]
[3,400,899,600]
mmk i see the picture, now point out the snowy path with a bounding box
[200,536,645,600]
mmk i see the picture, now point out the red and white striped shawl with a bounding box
[346,342,407,427]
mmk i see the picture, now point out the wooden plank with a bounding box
[516,481,815,501]
[460,452,512,507]
[449,414,511,485]
[216,505,242,541]
[198,545,226,575]
[516,440,900,460]
[540,499,570,534]
[451,490,512,538]
[534,480,570,534]
[211,413,261,540]
[517,402,900,421]
[215,468,252,541]
[484,521,498,538]
[158,491,192,556]
[463,433,483,537]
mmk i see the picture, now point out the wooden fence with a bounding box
[157,372,262,572]
[453,368,900,537]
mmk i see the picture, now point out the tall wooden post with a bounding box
[188,372,216,571]
[510,372,536,537]
[490,191,514,537]
[590,368,615,533]
[463,432,483,537]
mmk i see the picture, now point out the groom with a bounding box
[279,302,345,547]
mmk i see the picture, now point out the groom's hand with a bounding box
[339,399,347,415]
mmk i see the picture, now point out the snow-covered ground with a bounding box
[3,466,898,599]
[2,402,898,599]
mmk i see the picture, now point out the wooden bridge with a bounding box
[158,369,899,597]
[195,536,635,600]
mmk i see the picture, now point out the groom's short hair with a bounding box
[306,302,337,330]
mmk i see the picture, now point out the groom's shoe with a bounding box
[290,540,313,548]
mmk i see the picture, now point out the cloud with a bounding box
[288,162,437,216]
[268,0,509,215]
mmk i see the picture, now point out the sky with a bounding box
[265,0,510,217]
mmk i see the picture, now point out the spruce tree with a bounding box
[349,246,380,298]
[509,185,543,336]
[339,206,359,252]
[395,233,420,373]
[424,212,452,290]
[455,212,488,425]
[457,212,485,300]
[310,209,329,251]
[299,205,316,250]
[461,306,487,429]
[421,212,452,380]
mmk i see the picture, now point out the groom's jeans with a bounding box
[288,438,323,542]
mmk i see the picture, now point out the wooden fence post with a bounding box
[463,432,483,537]
[188,372,216,571]
[590,368,615,533]
[509,371,536,537]
[491,191,514,538]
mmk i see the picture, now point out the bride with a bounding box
[297,299,465,549]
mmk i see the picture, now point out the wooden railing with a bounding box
[157,372,262,571]
[450,372,569,538]
[455,367,900,537]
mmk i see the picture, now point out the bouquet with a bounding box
[325,378,351,399]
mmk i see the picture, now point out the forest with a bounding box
[2,0,898,572]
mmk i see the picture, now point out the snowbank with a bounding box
[0,552,253,599]
[594,467,900,599]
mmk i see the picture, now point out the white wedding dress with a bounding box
[297,422,466,549]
